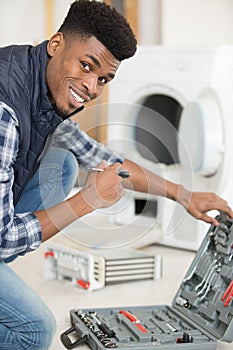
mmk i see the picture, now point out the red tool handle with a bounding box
[119,310,148,333]
[224,290,233,307]
[222,280,233,301]
[222,280,233,307]
[135,323,148,333]
[119,310,137,322]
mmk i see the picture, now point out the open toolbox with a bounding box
[60,211,233,349]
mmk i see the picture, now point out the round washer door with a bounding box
[178,89,224,177]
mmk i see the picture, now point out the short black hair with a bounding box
[58,0,137,61]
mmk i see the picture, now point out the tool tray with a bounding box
[61,212,233,349]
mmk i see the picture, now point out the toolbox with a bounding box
[60,211,233,349]
[44,235,162,291]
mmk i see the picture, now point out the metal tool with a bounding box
[182,228,216,287]
[89,312,116,338]
[153,312,178,332]
[175,296,191,309]
[89,167,130,178]
[197,260,221,297]
[195,253,218,292]
[199,267,221,301]
[165,323,178,333]
[228,244,233,262]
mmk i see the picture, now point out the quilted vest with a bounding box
[0,41,66,204]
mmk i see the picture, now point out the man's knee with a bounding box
[24,307,57,349]
[36,309,57,349]
[0,308,56,349]
[63,150,79,185]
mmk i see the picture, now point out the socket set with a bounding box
[61,211,233,349]
[44,235,162,291]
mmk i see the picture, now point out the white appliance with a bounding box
[44,235,162,292]
[105,46,233,250]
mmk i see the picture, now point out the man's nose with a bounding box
[82,75,98,99]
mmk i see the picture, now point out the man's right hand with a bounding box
[80,161,126,210]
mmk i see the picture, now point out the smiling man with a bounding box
[46,35,120,113]
[0,0,232,349]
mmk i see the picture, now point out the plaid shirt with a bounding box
[0,102,125,260]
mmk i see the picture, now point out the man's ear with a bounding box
[47,33,64,57]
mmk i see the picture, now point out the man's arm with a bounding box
[0,104,125,253]
[35,156,232,243]
[51,119,125,169]
[121,159,233,226]
[35,161,125,242]
[0,104,42,260]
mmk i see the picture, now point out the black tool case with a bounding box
[60,212,233,349]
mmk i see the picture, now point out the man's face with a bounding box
[46,33,120,117]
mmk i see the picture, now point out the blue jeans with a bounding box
[0,147,79,349]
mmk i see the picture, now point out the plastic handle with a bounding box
[44,251,54,258]
[98,322,116,337]
[135,323,148,333]
[60,326,87,349]
[119,310,137,322]
[118,169,130,178]
[222,280,233,301]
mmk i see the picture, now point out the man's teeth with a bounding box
[70,88,85,103]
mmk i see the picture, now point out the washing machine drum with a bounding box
[178,89,224,177]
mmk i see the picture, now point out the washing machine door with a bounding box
[178,88,225,177]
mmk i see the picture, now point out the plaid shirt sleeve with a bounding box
[0,103,42,260]
[51,118,126,170]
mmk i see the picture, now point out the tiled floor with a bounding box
[10,220,232,350]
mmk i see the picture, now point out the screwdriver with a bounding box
[119,310,148,333]
[89,312,116,337]
[89,168,130,179]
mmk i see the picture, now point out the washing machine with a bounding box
[105,45,233,250]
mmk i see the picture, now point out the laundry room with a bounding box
[0,1,233,350]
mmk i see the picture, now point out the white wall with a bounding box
[54,1,74,33]
[1,1,233,47]
[138,0,233,47]
[162,0,233,47]
[0,0,72,46]
[0,0,46,45]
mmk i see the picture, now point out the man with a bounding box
[0,0,232,348]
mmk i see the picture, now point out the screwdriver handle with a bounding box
[118,169,130,179]
[98,323,115,338]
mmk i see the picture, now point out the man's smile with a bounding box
[69,87,88,105]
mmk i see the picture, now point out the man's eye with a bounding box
[82,62,90,71]
[98,77,107,85]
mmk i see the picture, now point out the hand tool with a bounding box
[182,229,216,287]
[89,167,130,178]
[119,310,148,333]
[153,311,178,332]
[197,260,221,298]
[228,244,233,262]
[195,253,218,292]
[199,267,221,301]
[175,296,191,309]
[93,331,117,348]
[165,323,178,333]
[222,280,233,307]
[89,311,116,337]
[214,230,228,247]
[218,222,231,235]
[176,332,193,343]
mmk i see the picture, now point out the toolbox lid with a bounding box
[172,212,233,343]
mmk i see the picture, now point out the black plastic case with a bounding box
[60,212,233,349]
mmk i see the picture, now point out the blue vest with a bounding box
[0,41,67,204]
